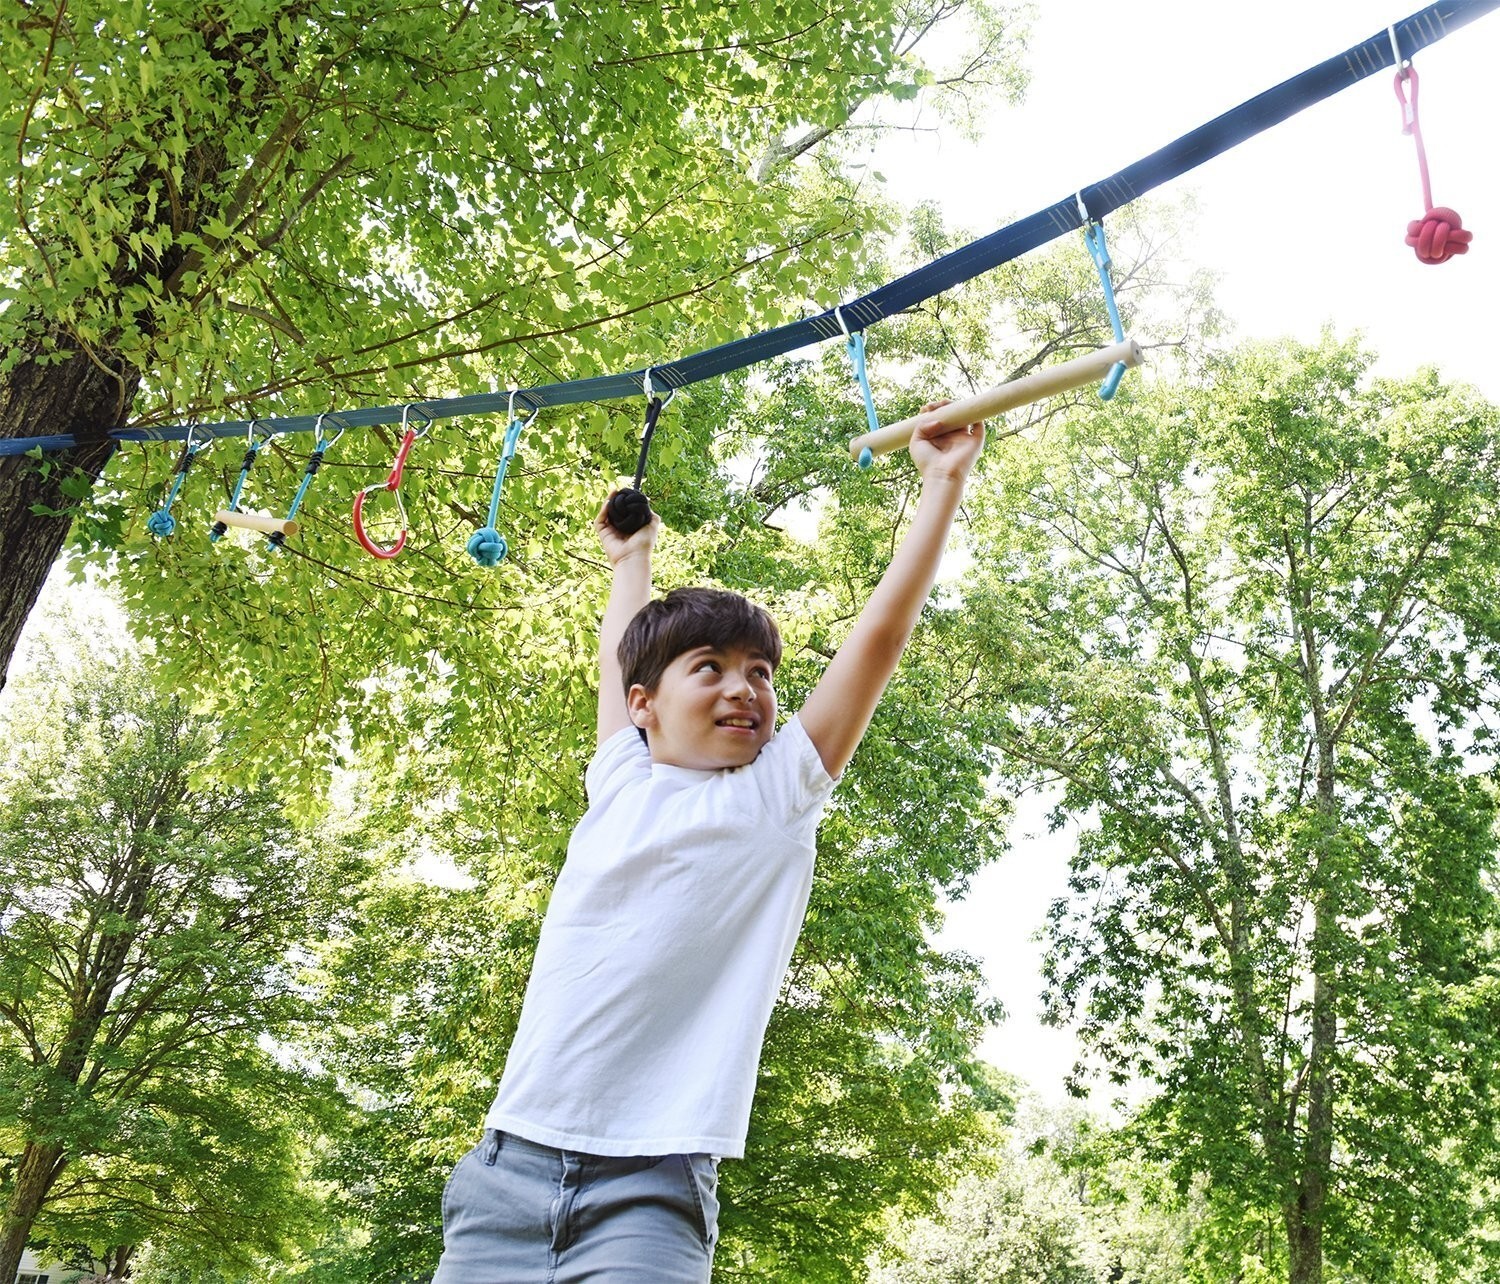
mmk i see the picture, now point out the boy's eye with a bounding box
[694,659,720,673]
[752,667,772,681]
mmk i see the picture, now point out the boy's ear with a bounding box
[627,683,655,729]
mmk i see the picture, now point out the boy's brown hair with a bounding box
[618,587,782,694]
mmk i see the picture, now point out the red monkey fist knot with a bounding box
[1406,207,1472,264]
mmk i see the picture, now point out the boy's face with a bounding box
[628,643,778,770]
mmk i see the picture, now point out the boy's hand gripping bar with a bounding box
[847,338,1143,463]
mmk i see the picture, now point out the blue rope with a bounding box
[4,0,1494,460]
[467,414,527,566]
[146,432,207,537]
[267,420,343,551]
[843,329,883,470]
[1080,213,1128,401]
[210,423,273,541]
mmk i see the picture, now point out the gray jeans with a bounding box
[432,1130,720,1283]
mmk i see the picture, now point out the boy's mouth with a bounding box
[716,716,758,730]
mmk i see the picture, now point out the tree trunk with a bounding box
[0,840,155,1278]
[0,1140,68,1284]
[101,1243,136,1278]
[1286,897,1337,1284]
[0,340,138,688]
[1277,505,1338,1284]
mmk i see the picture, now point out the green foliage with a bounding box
[958,334,1500,1279]
[873,1099,1194,1284]
[23,451,131,547]
[0,641,351,1273]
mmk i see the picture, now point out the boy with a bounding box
[433,405,984,1282]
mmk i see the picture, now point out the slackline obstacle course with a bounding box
[4,2,1494,559]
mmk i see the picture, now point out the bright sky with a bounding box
[868,0,1500,1098]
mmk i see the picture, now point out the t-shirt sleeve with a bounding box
[585,726,651,806]
[748,714,838,846]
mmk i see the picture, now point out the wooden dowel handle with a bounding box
[212,510,300,537]
[847,338,1144,462]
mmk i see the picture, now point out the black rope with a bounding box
[604,395,665,535]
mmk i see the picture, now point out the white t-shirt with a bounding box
[485,715,836,1158]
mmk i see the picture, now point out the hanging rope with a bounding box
[1391,27,1472,265]
[467,393,537,566]
[145,426,208,537]
[352,405,430,559]
[210,420,276,541]
[1078,195,1129,400]
[605,372,671,535]
[837,307,883,470]
[267,413,345,551]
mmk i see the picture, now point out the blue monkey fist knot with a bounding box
[467,527,508,566]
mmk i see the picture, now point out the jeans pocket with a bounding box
[440,1144,481,1231]
[678,1153,720,1251]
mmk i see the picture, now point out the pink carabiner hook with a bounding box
[352,416,425,559]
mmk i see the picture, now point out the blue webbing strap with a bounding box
[3,0,1494,459]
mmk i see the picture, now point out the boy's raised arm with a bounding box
[595,497,660,746]
[798,406,984,779]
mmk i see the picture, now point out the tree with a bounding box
[4,120,1227,1275]
[4,192,1211,1279]
[871,1095,1194,1284]
[0,0,1028,685]
[0,651,351,1282]
[959,335,1500,1282]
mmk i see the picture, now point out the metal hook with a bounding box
[401,403,434,440]
[507,389,540,429]
[312,411,347,450]
[352,407,426,559]
[643,368,676,410]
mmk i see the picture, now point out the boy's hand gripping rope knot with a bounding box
[605,371,672,534]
